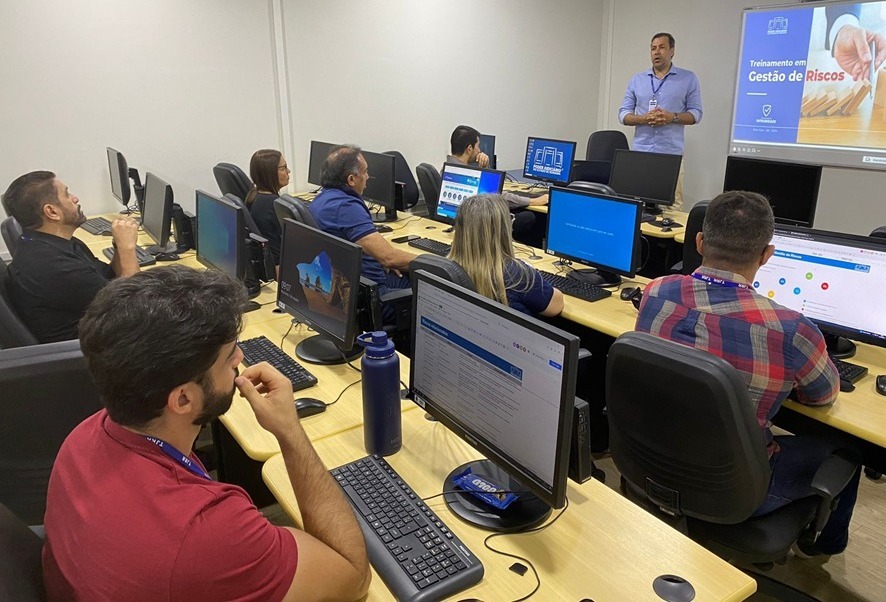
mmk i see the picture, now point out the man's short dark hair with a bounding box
[702,191,774,266]
[320,145,363,189]
[652,32,675,48]
[3,171,58,229]
[78,266,246,428]
[450,125,481,155]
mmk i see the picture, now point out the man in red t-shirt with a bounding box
[42,266,370,601]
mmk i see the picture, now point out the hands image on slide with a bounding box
[833,23,886,81]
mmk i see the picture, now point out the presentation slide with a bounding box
[731,1,886,169]
[436,164,505,221]
[523,138,575,183]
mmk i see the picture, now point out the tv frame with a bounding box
[723,155,822,228]
[608,149,681,210]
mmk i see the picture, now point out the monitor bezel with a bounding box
[435,162,507,225]
[522,136,577,185]
[478,133,496,169]
[141,172,174,248]
[724,156,822,228]
[195,190,245,281]
[276,218,363,349]
[408,270,579,509]
[307,140,338,187]
[106,147,130,207]
[608,149,682,207]
[361,150,397,211]
[544,186,643,279]
[768,226,886,349]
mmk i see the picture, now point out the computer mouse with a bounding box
[620,286,642,301]
[101,230,114,236]
[155,252,180,262]
[661,226,673,232]
[295,397,327,418]
[660,217,674,227]
[839,379,855,393]
[376,224,393,233]
[877,375,886,396]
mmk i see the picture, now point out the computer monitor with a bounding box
[409,270,579,532]
[753,226,886,358]
[362,150,397,223]
[569,160,611,185]
[545,186,643,287]
[435,163,506,224]
[522,137,576,185]
[141,172,177,256]
[478,133,496,169]
[106,147,130,208]
[723,156,821,228]
[307,140,338,187]
[277,218,363,365]
[608,149,681,217]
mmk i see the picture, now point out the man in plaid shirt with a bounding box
[635,190,860,557]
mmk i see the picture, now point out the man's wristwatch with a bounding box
[671,113,680,124]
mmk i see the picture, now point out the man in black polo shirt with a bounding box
[4,171,140,343]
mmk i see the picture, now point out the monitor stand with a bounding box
[296,334,363,365]
[824,333,856,359]
[569,268,621,288]
[146,240,179,256]
[243,279,262,313]
[372,206,398,223]
[641,202,663,223]
[443,460,551,533]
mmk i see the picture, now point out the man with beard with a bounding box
[3,171,140,342]
[42,266,371,601]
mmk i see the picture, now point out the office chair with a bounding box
[415,163,441,218]
[213,163,253,200]
[0,340,103,525]
[274,194,317,229]
[568,181,616,196]
[0,501,44,601]
[0,261,38,349]
[585,130,629,162]
[607,332,858,595]
[384,150,420,210]
[1,217,23,258]
[409,256,476,292]
[670,200,709,275]
[871,225,886,239]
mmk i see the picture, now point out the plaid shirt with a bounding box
[635,266,839,455]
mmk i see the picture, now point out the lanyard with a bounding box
[649,72,671,97]
[691,272,751,290]
[144,436,211,480]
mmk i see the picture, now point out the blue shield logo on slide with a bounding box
[762,105,772,117]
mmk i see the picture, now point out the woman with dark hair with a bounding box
[244,149,291,264]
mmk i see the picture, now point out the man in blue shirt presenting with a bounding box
[619,32,703,211]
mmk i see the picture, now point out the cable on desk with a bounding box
[325,378,362,407]
[389,217,422,230]
[280,321,297,349]
[482,496,570,602]
[637,235,651,272]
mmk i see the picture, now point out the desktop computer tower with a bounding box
[569,397,592,483]
[171,205,195,252]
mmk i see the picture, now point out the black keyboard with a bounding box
[102,245,156,267]
[332,455,483,602]
[539,270,612,303]
[408,238,451,257]
[509,189,546,199]
[81,217,113,235]
[238,336,318,392]
[833,358,868,384]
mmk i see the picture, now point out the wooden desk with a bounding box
[262,410,756,601]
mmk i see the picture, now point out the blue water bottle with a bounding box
[357,331,401,456]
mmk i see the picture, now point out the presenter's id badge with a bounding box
[648,98,658,111]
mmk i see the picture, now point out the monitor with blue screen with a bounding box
[435,163,506,224]
[522,137,576,185]
[196,190,243,280]
[753,226,886,357]
[545,186,642,286]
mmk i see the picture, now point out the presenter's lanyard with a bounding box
[692,272,751,290]
[144,436,211,480]
[650,73,671,97]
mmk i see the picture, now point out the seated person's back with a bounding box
[245,149,291,264]
[4,171,139,343]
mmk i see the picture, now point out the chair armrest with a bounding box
[379,288,412,304]
[380,288,413,333]
[578,347,592,362]
[809,451,859,535]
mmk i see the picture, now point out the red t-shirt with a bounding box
[42,410,298,601]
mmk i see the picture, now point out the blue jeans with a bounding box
[379,272,411,326]
[752,435,861,554]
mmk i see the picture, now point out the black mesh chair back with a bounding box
[585,130,629,162]
[384,151,419,209]
[415,163,441,217]
[0,340,102,525]
[274,195,318,229]
[410,257,476,292]
[213,163,253,200]
[1,217,23,258]
[0,261,38,349]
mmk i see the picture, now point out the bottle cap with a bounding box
[357,331,396,359]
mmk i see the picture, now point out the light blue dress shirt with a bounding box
[618,65,703,155]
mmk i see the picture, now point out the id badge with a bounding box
[648,98,658,111]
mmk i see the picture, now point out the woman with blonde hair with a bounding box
[244,149,291,264]
[448,194,563,317]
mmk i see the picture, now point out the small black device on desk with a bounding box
[876,375,886,396]
[376,224,393,233]
[392,234,420,244]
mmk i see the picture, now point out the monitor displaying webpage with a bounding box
[436,164,505,222]
[754,230,886,342]
[412,279,567,490]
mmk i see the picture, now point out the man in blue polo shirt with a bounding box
[309,145,417,323]
[619,32,703,211]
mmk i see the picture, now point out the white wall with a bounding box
[282,0,605,190]
[0,0,282,257]
[601,0,886,236]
